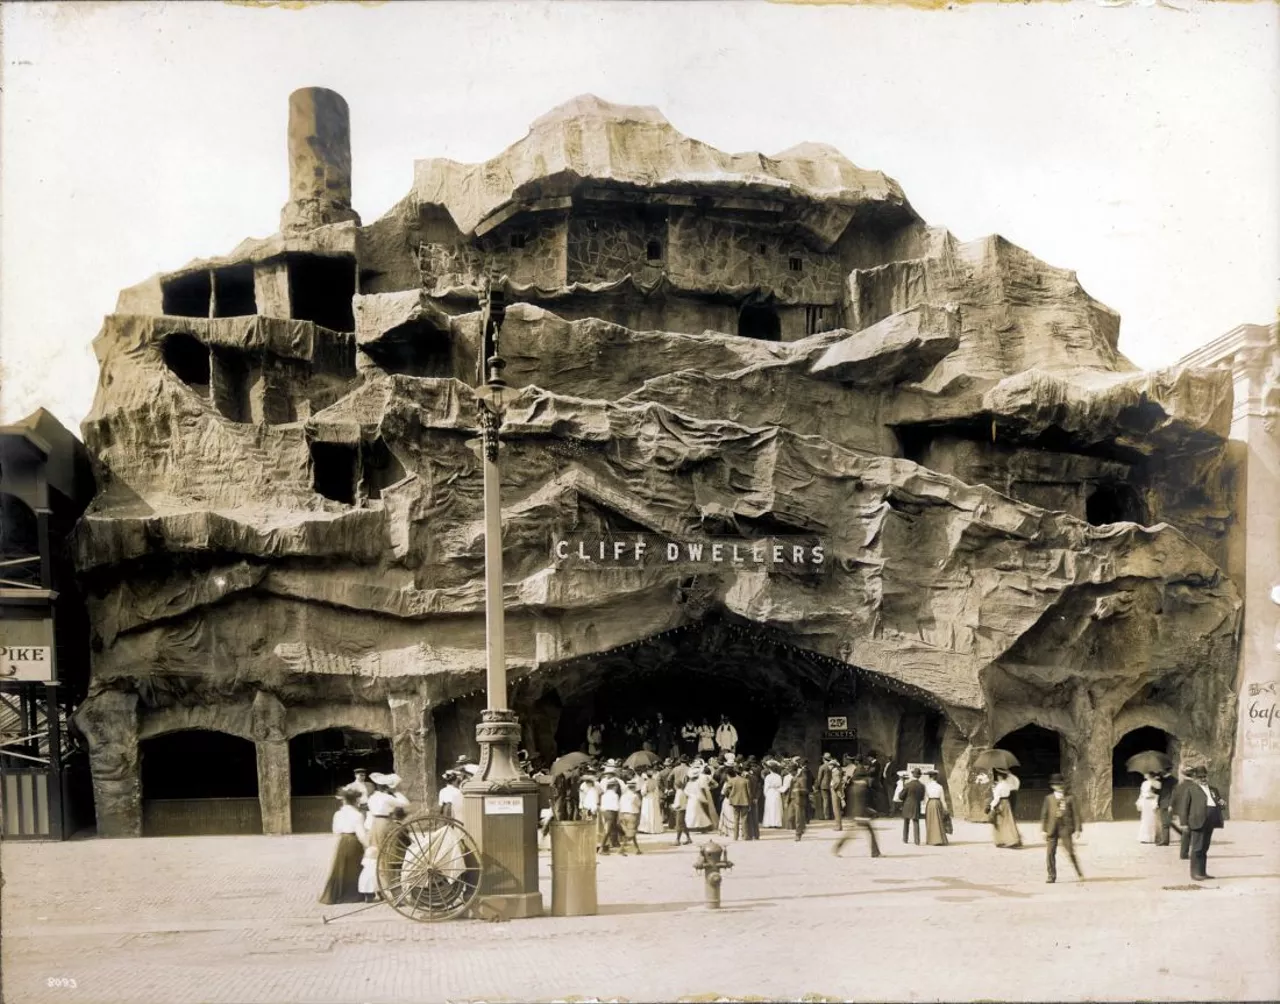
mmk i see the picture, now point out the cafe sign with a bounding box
[0,617,55,682]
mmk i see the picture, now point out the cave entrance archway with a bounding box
[994,724,1063,822]
[289,727,394,832]
[508,619,833,766]
[1111,726,1177,821]
[140,729,260,836]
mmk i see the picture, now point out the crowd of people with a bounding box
[582,714,742,761]
[548,750,956,856]
[319,747,1229,904]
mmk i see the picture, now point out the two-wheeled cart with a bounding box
[323,812,483,924]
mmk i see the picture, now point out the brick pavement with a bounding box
[2,819,1278,1003]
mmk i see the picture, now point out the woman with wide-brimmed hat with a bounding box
[319,786,369,905]
[988,768,1023,848]
[366,772,410,850]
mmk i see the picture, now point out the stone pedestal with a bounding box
[460,710,543,919]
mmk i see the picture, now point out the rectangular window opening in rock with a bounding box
[161,332,211,396]
[212,264,257,317]
[161,270,212,318]
[210,349,253,423]
[311,441,357,505]
[789,256,803,273]
[286,253,356,332]
[360,319,452,378]
[359,439,407,501]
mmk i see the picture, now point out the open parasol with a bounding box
[972,749,1020,771]
[550,751,592,776]
[624,750,660,769]
[1125,751,1172,774]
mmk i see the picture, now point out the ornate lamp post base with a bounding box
[460,709,543,919]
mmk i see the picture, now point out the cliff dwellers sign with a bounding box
[553,534,826,572]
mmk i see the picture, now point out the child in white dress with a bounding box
[358,843,379,901]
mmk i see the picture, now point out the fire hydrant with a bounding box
[693,840,734,909]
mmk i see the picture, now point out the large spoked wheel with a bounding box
[376,813,482,922]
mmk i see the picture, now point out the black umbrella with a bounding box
[1126,751,1172,774]
[972,749,1020,771]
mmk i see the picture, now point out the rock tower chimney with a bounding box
[280,87,360,235]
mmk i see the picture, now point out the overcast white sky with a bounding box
[1,0,1277,432]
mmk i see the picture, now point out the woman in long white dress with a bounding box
[1136,773,1162,843]
[684,770,716,831]
[638,772,664,834]
[762,768,784,827]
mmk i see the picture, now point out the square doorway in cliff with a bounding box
[738,303,781,341]
[287,253,356,332]
[161,270,212,318]
[213,264,256,317]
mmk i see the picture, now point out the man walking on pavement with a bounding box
[899,768,926,845]
[1040,773,1083,883]
[833,767,881,858]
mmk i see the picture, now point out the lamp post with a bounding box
[460,284,543,920]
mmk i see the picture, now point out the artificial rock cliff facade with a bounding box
[74,88,1241,836]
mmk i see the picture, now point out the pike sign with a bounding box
[0,645,54,682]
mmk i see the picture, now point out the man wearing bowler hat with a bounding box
[1170,765,1225,881]
[1040,773,1083,883]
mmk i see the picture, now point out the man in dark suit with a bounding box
[1170,765,1225,881]
[1040,773,1083,883]
[899,768,926,845]
[815,754,833,821]
[789,760,811,841]
[1168,770,1195,860]
[723,766,753,841]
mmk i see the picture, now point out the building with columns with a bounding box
[1180,321,1280,820]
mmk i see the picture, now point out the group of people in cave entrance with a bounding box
[583,714,740,760]
[549,749,954,852]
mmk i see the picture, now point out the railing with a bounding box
[1,769,53,837]
[142,798,263,836]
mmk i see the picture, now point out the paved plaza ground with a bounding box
[2,818,1278,1003]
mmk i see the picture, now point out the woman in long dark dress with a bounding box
[320,787,369,905]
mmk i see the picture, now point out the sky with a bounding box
[1,0,1277,433]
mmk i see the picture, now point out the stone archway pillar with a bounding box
[73,690,141,838]
[251,691,291,835]
[390,692,431,807]
[1064,709,1113,823]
